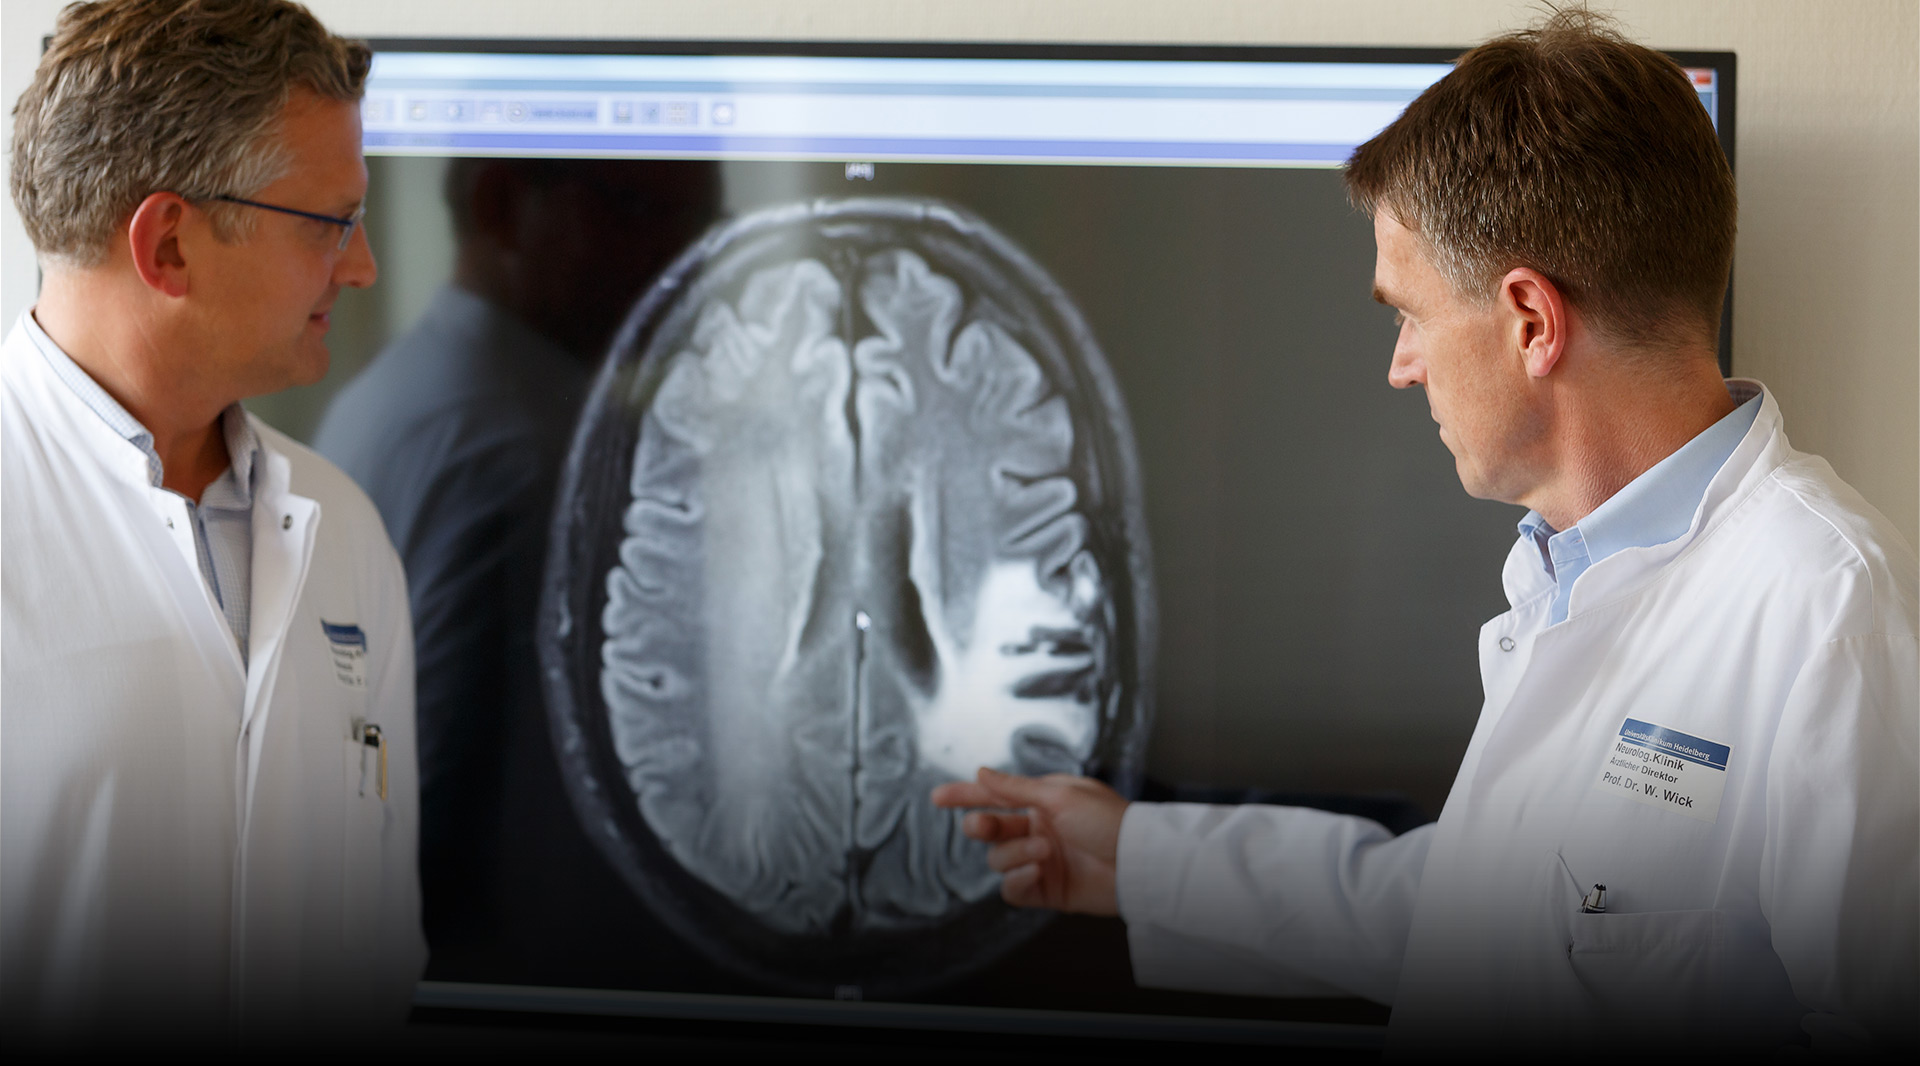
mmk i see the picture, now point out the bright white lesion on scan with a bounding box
[911,558,1099,780]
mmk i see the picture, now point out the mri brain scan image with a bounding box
[541,197,1155,995]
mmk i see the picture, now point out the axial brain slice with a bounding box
[596,205,1133,948]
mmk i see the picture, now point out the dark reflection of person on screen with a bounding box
[313,158,721,976]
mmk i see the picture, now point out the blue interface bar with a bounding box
[361,52,1719,167]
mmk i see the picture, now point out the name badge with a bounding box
[322,620,368,689]
[1593,717,1728,824]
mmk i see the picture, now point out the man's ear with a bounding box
[126,192,193,298]
[1500,267,1568,379]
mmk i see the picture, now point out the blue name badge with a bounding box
[1593,717,1730,824]
[321,620,368,688]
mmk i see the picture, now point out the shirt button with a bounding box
[1499,636,1516,652]
[282,514,293,530]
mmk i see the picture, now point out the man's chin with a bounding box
[284,341,332,390]
[295,355,332,389]
[1453,458,1493,501]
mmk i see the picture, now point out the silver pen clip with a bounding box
[362,724,386,801]
[349,716,385,800]
[1556,851,1609,914]
[1580,883,1608,914]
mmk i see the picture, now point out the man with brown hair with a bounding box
[935,9,1917,1052]
[2,0,424,1044]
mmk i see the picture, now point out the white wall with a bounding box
[4,0,1915,548]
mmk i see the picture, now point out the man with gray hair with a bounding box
[2,0,424,1045]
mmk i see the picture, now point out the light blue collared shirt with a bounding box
[24,312,258,664]
[1520,383,1763,626]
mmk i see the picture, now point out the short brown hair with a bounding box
[1345,7,1736,352]
[10,0,371,268]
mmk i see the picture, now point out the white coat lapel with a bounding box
[237,442,320,834]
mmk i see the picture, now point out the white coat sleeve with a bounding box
[1762,633,1919,1050]
[1115,802,1432,1004]
[365,538,429,1021]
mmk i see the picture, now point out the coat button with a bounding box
[1498,636,1516,652]
[282,514,292,530]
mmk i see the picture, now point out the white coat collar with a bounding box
[1499,378,1787,619]
[4,316,156,491]
[7,314,300,509]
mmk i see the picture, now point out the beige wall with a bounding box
[4,0,1915,547]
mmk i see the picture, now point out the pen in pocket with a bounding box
[353,718,387,801]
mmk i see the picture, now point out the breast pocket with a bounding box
[1567,907,1722,1029]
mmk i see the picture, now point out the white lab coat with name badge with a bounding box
[1116,383,1919,1052]
[0,320,426,1042]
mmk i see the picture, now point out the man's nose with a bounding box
[336,224,377,289]
[1387,327,1423,389]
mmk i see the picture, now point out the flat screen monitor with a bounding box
[266,39,1734,1050]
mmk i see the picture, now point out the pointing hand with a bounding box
[930,767,1129,916]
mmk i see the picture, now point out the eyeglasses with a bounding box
[213,194,364,251]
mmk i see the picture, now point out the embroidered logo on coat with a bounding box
[321,620,368,688]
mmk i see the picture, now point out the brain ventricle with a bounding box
[551,197,1152,990]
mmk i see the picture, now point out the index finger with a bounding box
[930,781,1006,809]
[958,810,1033,843]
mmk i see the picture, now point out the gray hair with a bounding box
[10,0,371,269]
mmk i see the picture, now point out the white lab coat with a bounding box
[0,320,426,1044]
[1116,383,1919,1052]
